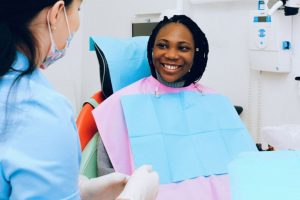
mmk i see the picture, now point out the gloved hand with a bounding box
[116,165,159,200]
[79,172,129,200]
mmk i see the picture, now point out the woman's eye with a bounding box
[179,46,191,52]
[156,43,167,49]
[78,7,81,11]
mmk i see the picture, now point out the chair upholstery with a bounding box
[90,36,150,95]
[76,91,105,150]
[76,91,105,178]
[79,133,99,178]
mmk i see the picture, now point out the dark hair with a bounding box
[0,0,73,137]
[147,15,209,86]
[0,0,73,77]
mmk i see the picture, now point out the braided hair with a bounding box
[147,15,209,86]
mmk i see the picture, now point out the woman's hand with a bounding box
[79,172,128,200]
[79,165,159,200]
[116,165,159,200]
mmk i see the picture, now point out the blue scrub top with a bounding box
[0,52,81,199]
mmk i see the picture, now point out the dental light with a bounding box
[267,0,300,15]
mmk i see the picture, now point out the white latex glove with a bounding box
[79,173,129,200]
[116,165,159,200]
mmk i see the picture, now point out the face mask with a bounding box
[40,7,73,69]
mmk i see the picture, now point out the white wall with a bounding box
[45,0,300,141]
[186,1,257,136]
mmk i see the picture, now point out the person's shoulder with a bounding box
[29,70,74,114]
[1,68,74,124]
[9,70,76,137]
[5,75,80,160]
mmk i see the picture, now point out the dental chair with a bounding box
[76,39,115,178]
[77,36,150,178]
[77,91,105,151]
[76,91,104,178]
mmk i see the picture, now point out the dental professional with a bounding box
[0,0,158,199]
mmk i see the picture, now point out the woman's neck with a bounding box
[155,71,186,88]
[28,8,51,67]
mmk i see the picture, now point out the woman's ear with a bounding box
[48,0,65,30]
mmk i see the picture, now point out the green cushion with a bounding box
[80,134,99,178]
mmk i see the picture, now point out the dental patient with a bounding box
[93,15,257,200]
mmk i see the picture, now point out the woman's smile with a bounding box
[152,23,195,83]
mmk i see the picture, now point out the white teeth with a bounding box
[164,64,179,70]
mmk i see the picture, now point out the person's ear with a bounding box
[48,0,65,31]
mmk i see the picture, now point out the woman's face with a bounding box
[152,23,195,83]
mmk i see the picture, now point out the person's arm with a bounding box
[6,92,81,199]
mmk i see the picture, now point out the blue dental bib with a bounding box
[121,92,257,184]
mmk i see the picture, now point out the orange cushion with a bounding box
[76,91,105,150]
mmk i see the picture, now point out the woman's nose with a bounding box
[165,48,179,60]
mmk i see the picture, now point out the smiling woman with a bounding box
[152,22,195,83]
[94,14,211,178]
[93,15,255,200]
[147,15,209,87]
[93,14,256,200]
